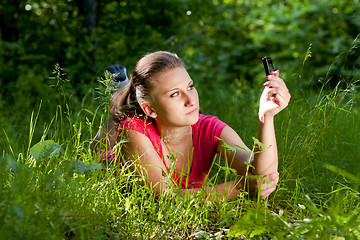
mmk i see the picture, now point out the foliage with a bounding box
[1,0,359,105]
[1,46,360,238]
[1,0,360,239]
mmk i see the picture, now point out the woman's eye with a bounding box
[170,92,179,97]
[188,84,195,90]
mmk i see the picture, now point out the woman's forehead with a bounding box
[154,67,192,88]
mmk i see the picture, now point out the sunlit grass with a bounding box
[1,50,359,239]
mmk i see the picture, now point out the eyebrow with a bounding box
[164,80,193,94]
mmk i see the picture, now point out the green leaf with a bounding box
[249,225,267,237]
[217,137,250,153]
[252,137,266,152]
[324,164,360,184]
[228,225,248,237]
[29,140,63,163]
[72,160,102,174]
[1,154,18,171]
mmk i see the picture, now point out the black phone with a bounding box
[262,56,274,76]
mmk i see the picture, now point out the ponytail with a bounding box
[92,51,184,152]
[110,81,144,123]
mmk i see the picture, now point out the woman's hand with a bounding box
[246,171,279,199]
[259,70,291,122]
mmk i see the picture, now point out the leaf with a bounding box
[29,140,63,163]
[249,225,267,237]
[1,154,18,171]
[324,163,360,184]
[227,227,247,238]
[252,137,266,152]
[72,160,102,174]
[124,197,131,212]
[189,229,210,239]
[217,137,251,153]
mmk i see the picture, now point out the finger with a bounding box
[266,82,290,101]
[261,185,276,197]
[263,80,282,88]
[260,173,279,188]
[274,87,291,103]
[266,72,285,83]
[266,172,280,185]
[271,69,280,77]
[265,79,287,90]
[267,88,280,98]
[267,171,280,180]
[260,185,277,199]
[260,181,278,199]
[265,75,287,89]
[273,93,290,108]
[255,172,279,199]
[261,176,278,189]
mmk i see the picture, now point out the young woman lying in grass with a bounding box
[93,51,291,200]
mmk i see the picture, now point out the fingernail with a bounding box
[265,76,269,80]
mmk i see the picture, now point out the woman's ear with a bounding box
[140,102,157,118]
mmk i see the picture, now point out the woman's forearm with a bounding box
[252,117,278,175]
[180,179,243,201]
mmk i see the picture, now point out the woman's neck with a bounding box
[154,121,192,146]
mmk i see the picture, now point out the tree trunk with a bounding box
[76,0,97,71]
[0,0,21,92]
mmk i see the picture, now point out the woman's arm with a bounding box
[90,119,118,153]
[253,117,277,174]
[122,129,244,200]
[217,70,289,198]
[217,126,253,176]
[253,70,290,175]
[217,126,279,199]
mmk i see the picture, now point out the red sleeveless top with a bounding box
[102,114,227,189]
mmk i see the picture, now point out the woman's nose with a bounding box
[184,92,195,106]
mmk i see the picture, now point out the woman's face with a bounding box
[148,67,199,128]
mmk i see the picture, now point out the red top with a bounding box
[102,114,227,189]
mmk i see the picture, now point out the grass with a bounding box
[1,52,360,239]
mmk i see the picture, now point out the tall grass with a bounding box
[1,46,359,239]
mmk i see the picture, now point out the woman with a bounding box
[94,51,290,200]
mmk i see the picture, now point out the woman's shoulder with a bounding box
[117,115,162,157]
[193,113,228,138]
[118,115,157,135]
[195,114,227,128]
[120,114,147,125]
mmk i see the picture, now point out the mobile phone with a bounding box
[262,56,274,76]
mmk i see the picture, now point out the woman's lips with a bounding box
[186,108,198,115]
